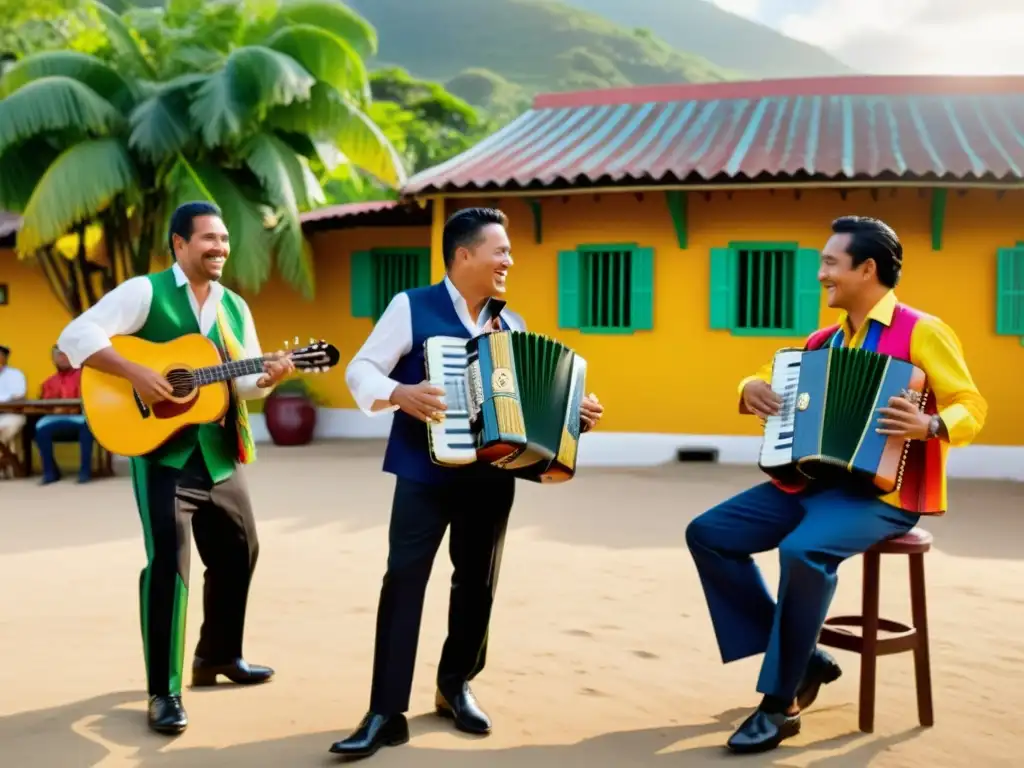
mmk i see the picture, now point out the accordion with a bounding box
[424,330,587,483]
[758,346,928,494]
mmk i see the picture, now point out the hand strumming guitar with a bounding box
[257,350,295,388]
[390,381,447,423]
[127,362,174,404]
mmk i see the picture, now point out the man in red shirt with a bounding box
[35,345,95,484]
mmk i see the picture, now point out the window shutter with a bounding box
[350,250,374,318]
[629,246,654,330]
[415,248,431,287]
[558,249,581,329]
[709,247,734,329]
[793,247,822,336]
[996,247,1024,336]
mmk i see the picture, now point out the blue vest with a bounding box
[382,281,512,485]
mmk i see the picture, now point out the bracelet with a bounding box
[926,414,941,439]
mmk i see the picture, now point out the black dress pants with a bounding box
[368,475,515,714]
[129,449,260,696]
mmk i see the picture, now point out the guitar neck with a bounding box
[194,358,265,385]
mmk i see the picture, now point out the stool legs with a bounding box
[909,552,934,727]
[858,550,882,733]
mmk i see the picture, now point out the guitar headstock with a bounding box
[284,337,341,373]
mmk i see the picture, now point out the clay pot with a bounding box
[264,391,317,446]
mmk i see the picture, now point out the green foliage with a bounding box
[553,0,855,79]
[368,66,494,174]
[0,0,406,310]
[346,0,735,100]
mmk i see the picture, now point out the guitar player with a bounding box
[56,201,294,735]
[329,207,604,759]
[685,215,987,754]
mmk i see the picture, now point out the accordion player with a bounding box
[758,345,928,494]
[423,330,587,483]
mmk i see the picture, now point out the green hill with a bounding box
[345,0,737,119]
[556,0,856,78]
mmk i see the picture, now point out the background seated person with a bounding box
[35,345,94,485]
[0,344,27,455]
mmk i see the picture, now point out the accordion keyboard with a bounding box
[425,337,478,464]
[759,350,802,468]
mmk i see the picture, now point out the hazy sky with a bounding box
[711,0,1024,75]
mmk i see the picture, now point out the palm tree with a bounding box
[0,0,405,312]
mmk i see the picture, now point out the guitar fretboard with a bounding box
[193,358,266,385]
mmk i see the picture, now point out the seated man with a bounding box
[35,345,94,485]
[0,344,27,455]
[686,216,986,753]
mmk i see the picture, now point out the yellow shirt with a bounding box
[740,291,987,508]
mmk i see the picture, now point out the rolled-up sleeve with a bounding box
[234,300,269,401]
[345,293,412,416]
[57,277,151,367]
[911,317,987,447]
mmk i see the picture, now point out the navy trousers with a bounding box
[686,481,919,701]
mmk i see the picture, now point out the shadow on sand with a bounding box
[0,691,927,768]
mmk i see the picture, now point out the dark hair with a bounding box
[168,200,222,254]
[442,207,508,269]
[831,215,903,288]
[0,345,8,358]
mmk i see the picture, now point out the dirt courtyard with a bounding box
[1,440,1021,768]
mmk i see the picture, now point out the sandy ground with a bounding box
[1,440,1022,768]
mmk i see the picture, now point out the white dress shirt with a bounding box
[346,277,526,415]
[0,365,27,403]
[57,263,269,400]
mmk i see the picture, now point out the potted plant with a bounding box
[264,377,320,446]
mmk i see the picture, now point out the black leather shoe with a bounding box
[148,694,188,735]
[796,649,842,710]
[328,712,409,758]
[726,708,800,754]
[435,684,491,735]
[191,657,274,687]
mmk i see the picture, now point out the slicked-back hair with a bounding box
[442,207,508,269]
[831,215,903,288]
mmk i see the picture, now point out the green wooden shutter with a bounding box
[709,247,734,329]
[629,246,654,330]
[558,249,581,329]
[350,250,374,318]
[793,247,822,335]
[996,246,1024,336]
[415,248,431,287]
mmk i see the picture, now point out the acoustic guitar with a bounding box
[81,334,340,457]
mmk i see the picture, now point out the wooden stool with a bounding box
[818,526,934,734]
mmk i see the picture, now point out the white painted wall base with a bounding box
[248,408,1024,481]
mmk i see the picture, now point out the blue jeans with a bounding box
[34,414,94,482]
[685,482,919,701]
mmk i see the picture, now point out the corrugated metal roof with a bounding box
[299,200,400,222]
[402,75,1024,194]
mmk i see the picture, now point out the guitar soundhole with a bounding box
[164,368,197,399]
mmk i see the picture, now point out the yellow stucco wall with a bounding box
[2,187,1020,446]
[0,252,71,395]
[447,188,1021,445]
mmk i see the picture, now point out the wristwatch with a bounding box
[926,414,941,439]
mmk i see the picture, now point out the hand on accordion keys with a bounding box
[579,392,603,432]
[876,394,934,440]
[389,381,448,423]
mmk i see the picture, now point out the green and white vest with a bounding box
[134,268,249,483]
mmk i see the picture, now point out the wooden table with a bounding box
[0,399,113,478]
